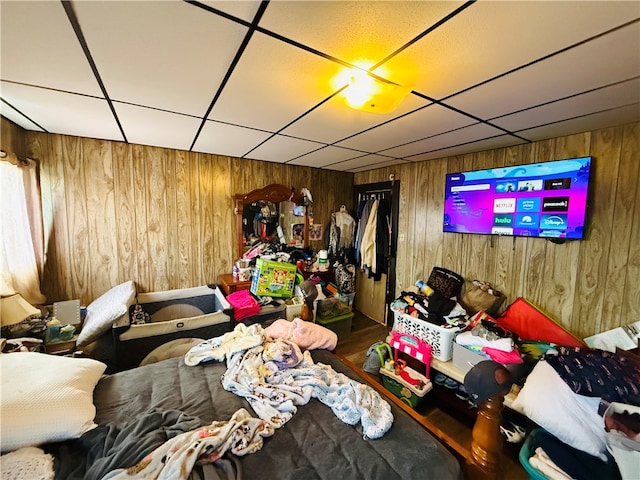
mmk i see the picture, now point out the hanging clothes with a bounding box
[355,198,373,264]
[327,206,357,262]
[360,199,379,274]
[372,197,390,281]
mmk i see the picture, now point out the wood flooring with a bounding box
[335,310,529,480]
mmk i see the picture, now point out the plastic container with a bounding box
[316,297,352,320]
[380,365,432,409]
[392,311,460,361]
[316,311,353,340]
[519,429,551,480]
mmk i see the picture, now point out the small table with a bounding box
[218,273,252,296]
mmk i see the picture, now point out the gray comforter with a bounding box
[47,350,462,480]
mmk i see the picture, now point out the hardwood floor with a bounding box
[336,310,529,480]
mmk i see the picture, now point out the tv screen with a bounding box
[443,157,592,239]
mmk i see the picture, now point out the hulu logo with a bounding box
[493,214,513,226]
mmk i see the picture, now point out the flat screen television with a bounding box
[443,157,592,239]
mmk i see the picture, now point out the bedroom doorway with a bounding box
[353,180,399,326]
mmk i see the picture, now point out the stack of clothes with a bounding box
[455,315,523,366]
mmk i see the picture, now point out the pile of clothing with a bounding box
[390,290,468,329]
[455,314,523,366]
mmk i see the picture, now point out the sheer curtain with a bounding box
[0,157,46,305]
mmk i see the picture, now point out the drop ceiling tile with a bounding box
[382,122,506,158]
[113,103,202,152]
[247,134,325,164]
[192,121,272,158]
[492,78,640,132]
[335,103,475,152]
[410,135,525,163]
[0,99,45,132]
[383,1,640,100]
[0,1,101,96]
[348,158,410,173]
[1,82,122,140]
[331,154,403,172]
[72,1,249,116]
[199,1,263,23]
[287,145,366,168]
[447,24,640,120]
[517,104,640,142]
[259,1,462,86]
[209,31,344,132]
[281,91,430,144]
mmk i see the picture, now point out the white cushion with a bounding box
[511,360,607,459]
[77,280,135,347]
[0,352,106,452]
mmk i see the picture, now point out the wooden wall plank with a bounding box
[146,146,170,291]
[199,153,215,284]
[164,149,179,290]
[603,123,639,331]
[83,138,118,296]
[112,142,137,283]
[619,123,640,327]
[132,144,150,292]
[211,155,232,280]
[173,150,194,287]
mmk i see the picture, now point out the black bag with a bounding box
[427,266,464,299]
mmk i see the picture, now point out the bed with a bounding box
[1,343,469,480]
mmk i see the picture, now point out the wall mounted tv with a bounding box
[443,157,592,239]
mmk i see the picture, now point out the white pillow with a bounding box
[511,360,607,459]
[0,352,106,452]
[77,280,135,347]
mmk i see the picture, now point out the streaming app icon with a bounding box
[516,198,541,212]
[516,213,540,228]
[540,214,568,230]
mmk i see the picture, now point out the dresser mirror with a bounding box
[234,184,308,258]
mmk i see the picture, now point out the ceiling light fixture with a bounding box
[342,68,411,114]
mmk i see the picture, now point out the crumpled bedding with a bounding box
[186,324,392,439]
[45,349,462,480]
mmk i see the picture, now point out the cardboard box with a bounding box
[250,259,297,298]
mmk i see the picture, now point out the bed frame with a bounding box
[337,354,507,480]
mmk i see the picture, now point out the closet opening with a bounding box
[353,180,400,326]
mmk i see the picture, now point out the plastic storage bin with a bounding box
[519,429,552,480]
[452,342,487,374]
[392,311,461,361]
[316,311,354,340]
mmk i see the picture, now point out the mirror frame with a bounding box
[234,184,308,258]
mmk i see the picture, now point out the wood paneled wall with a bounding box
[4,115,638,339]
[1,117,353,305]
[355,123,640,339]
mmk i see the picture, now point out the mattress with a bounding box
[47,350,463,480]
[111,285,232,371]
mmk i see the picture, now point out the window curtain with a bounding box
[0,157,46,305]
